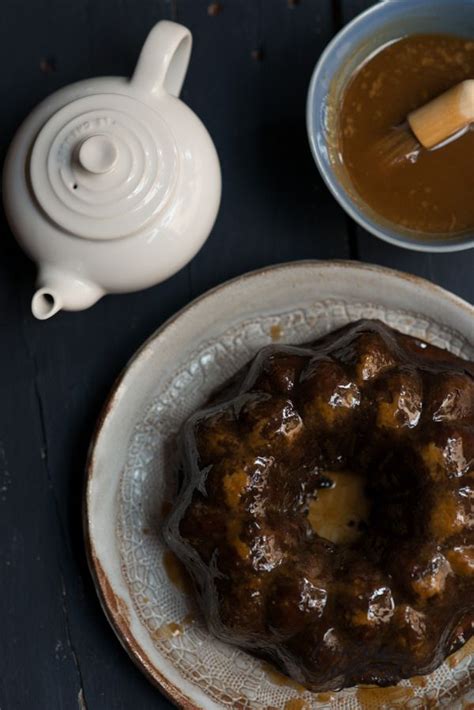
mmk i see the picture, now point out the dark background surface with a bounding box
[0,1,472,709]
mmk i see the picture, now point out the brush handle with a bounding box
[408,79,474,149]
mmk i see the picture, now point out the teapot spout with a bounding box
[32,287,62,320]
[31,268,104,320]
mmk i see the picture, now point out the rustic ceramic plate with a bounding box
[85,261,474,710]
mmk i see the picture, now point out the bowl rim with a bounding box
[83,259,474,709]
[306,1,474,253]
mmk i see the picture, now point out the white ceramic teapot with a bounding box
[3,21,221,319]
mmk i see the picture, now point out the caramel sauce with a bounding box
[410,675,428,688]
[316,692,336,702]
[338,34,474,235]
[308,471,369,544]
[270,324,283,342]
[222,469,249,508]
[356,685,414,708]
[152,612,195,641]
[284,700,306,710]
[152,621,184,640]
[163,549,193,594]
[226,517,250,559]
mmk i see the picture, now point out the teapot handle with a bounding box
[132,20,192,98]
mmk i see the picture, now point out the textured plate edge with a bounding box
[83,259,474,709]
[83,516,201,710]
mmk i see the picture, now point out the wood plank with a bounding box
[0,0,177,708]
[0,308,83,710]
[338,0,474,304]
[175,0,350,297]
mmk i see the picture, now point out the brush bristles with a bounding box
[374,123,421,166]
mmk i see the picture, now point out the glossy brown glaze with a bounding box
[339,34,474,234]
[164,320,474,691]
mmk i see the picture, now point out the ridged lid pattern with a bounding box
[30,94,178,240]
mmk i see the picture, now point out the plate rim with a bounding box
[83,259,474,709]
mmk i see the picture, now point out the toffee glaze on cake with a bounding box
[165,320,474,691]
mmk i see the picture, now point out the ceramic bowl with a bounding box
[306,0,474,253]
[85,261,474,709]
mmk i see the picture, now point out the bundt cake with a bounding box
[164,319,474,691]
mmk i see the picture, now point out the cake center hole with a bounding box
[308,471,370,545]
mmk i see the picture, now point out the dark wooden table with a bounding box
[1,1,472,708]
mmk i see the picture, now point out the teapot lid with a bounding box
[28,21,192,241]
[30,94,179,240]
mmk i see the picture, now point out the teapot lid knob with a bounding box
[78,134,118,175]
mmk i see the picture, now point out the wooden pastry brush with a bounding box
[376,79,474,165]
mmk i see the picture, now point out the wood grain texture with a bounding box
[0,2,181,708]
[178,0,349,297]
[0,1,471,709]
